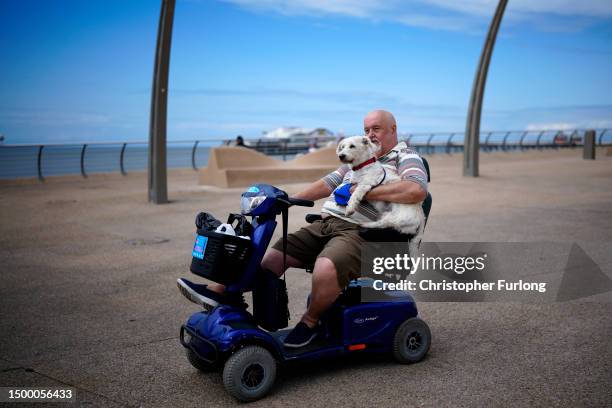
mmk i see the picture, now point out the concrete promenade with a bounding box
[1,148,611,407]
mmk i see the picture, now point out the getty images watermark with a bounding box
[360,242,612,303]
[371,251,546,293]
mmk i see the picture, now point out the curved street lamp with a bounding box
[148,0,175,204]
[464,0,508,177]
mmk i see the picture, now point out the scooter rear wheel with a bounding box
[222,345,277,402]
[392,317,431,363]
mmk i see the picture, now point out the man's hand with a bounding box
[292,179,333,202]
[350,180,426,204]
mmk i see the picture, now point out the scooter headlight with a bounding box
[183,330,192,345]
[241,195,267,215]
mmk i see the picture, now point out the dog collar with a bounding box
[352,157,376,171]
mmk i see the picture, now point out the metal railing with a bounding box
[0,140,223,181]
[402,128,610,155]
[0,129,609,181]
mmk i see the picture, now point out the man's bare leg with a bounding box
[301,257,342,328]
[264,252,342,328]
[207,282,226,294]
[208,250,341,329]
[260,247,304,275]
[207,248,303,294]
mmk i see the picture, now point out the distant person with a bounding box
[235,135,247,147]
[308,139,319,153]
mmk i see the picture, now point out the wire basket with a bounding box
[190,230,253,285]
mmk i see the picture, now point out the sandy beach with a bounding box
[1,148,611,407]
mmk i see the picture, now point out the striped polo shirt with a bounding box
[320,141,428,224]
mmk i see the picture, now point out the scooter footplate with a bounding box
[271,330,343,360]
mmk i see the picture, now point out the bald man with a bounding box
[203,110,429,348]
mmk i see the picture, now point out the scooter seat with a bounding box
[336,278,412,305]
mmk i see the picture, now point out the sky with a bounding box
[0,0,611,144]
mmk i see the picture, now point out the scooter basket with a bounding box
[190,230,253,285]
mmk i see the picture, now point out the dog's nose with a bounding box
[339,154,346,161]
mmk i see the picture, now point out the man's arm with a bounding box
[361,147,429,204]
[292,179,333,201]
[352,180,426,204]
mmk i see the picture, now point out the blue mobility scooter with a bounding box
[180,171,433,402]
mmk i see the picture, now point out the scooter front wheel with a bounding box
[222,345,277,402]
[392,317,431,363]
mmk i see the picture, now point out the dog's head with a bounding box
[336,135,377,166]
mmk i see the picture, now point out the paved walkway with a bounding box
[1,148,611,407]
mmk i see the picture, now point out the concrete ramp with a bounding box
[199,146,340,187]
[291,145,339,166]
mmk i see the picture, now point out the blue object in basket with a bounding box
[191,235,208,260]
[333,183,352,206]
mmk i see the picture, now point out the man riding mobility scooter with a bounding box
[178,179,432,402]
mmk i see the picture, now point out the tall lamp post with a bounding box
[463,0,508,177]
[148,0,175,203]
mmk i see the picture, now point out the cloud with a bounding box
[172,120,271,131]
[218,0,486,32]
[216,0,612,32]
[172,85,612,134]
[173,86,462,111]
[526,120,612,130]
[394,13,481,33]
[482,104,612,132]
[215,0,392,18]
[504,0,612,17]
[510,41,612,56]
[419,0,612,18]
[525,122,576,131]
[174,87,399,102]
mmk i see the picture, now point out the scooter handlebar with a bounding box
[286,197,314,207]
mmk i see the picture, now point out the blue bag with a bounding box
[333,183,352,206]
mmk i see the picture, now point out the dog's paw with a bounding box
[345,199,358,216]
[345,201,359,216]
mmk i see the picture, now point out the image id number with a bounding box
[1,387,75,402]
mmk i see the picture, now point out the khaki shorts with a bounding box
[271,216,365,288]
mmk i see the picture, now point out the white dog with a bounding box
[336,135,425,257]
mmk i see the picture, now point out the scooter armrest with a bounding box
[305,214,322,224]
